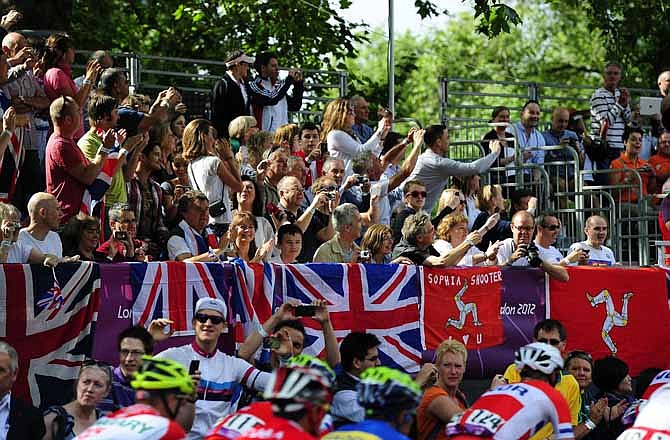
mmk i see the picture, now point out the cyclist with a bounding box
[233,364,333,440]
[323,366,422,440]
[75,356,196,439]
[447,342,574,440]
[204,354,335,440]
[617,384,670,439]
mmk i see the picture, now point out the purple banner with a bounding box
[422,267,546,379]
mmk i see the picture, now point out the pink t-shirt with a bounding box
[45,133,89,224]
[43,64,85,140]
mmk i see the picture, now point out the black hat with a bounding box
[593,356,629,392]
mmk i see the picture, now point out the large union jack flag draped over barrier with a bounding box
[130,261,229,336]
[0,262,100,408]
[231,262,422,373]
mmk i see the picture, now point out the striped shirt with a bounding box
[590,87,632,150]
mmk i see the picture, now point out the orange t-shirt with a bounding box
[610,152,649,202]
[417,386,467,440]
[649,154,670,186]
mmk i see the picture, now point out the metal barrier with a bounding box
[74,51,349,121]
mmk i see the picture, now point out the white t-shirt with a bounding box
[156,344,270,440]
[496,238,529,266]
[568,240,616,266]
[18,229,62,257]
[188,156,231,224]
[326,129,382,179]
[5,240,32,263]
[433,240,484,266]
[536,242,564,264]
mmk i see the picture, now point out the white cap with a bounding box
[226,53,255,68]
[194,297,227,319]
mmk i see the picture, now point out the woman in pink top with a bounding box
[42,34,102,140]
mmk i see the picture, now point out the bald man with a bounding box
[17,192,63,257]
[497,211,569,281]
[568,215,616,266]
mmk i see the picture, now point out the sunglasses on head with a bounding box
[566,350,592,362]
[409,191,427,198]
[537,337,562,346]
[194,313,225,325]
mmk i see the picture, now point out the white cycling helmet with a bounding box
[515,342,564,375]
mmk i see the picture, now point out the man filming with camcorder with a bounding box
[496,210,569,281]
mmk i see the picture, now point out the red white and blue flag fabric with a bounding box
[80,149,120,218]
[0,262,100,408]
[0,132,23,203]
[231,262,422,373]
[130,262,228,336]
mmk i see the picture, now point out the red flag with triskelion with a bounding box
[421,267,504,350]
[549,266,670,375]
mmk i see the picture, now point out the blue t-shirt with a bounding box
[328,419,410,440]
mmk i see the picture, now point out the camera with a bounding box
[325,192,336,201]
[263,336,281,350]
[359,249,371,262]
[356,174,369,186]
[526,242,543,268]
[114,230,128,241]
[266,203,284,219]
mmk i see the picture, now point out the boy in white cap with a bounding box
[156,297,270,440]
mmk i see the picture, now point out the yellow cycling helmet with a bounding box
[131,356,195,395]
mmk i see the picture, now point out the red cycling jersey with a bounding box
[447,379,574,440]
[204,402,274,440]
[235,417,317,440]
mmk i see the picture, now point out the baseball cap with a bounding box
[225,52,255,68]
[194,297,227,319]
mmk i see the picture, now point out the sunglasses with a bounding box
[194,313,225,325]
[537,337,562,346]
[544,224,560,231]
[82,359,111,368]
[409,191,427,198]
[566,350,593,363]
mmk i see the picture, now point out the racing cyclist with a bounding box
[447,342,574,440]
[204,354,335,439]
[234,364,333,440]
[617,384,670,440]
[75,356,196,439]
[322,366,422,440]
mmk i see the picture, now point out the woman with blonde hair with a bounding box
[472,184,515,251]
[321,98,391,177]
[360,224,413,264]
[273,123,300,153]
[434,213,499,266]
[224,211,273,263]
[228,115,258,155]
[417,339,469,440]
[183,119,242,235]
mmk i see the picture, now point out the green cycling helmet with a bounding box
[285,354,335,385]
[131,356,195,395]
[357,366,421,411]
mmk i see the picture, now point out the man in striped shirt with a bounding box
[590,62,632,182]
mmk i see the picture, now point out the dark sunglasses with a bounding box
[544,224,560,231]
[194,313,225,325]
[537,337,562,346]
[409,191,427,198]
[566,350,593,363]
[82,358,111,368]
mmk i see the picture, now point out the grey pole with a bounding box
[388,0,395,116]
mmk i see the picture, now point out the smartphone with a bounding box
[294,305,317,317]
[258,160,269,170]
[188,359,200,375]
[114,230,128,241]
[319,142,328,156]
[263,336,281,350]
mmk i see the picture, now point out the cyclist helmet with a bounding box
[263,366,332,412]
[357,366,422,411]
[131,356,195,395]
[285,354,335,385]
[515,342,564,375]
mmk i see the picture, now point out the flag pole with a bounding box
[388,0,395,116]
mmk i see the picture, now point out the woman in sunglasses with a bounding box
[320,98,391,178]
[43,360,112,440]
[566,351,609,440]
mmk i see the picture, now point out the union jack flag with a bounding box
[0,262,100,408]
[231,261,279,330]
[231,262,422,373]
[130,262,229,335]
[0,132,23,203]
[80,149,121,217]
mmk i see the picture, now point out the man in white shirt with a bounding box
[568,215,617,266]
[406,124,501,213]
[496,211,569,281]
[156,297,270,440]
[533,214,583,266]
[513,100,546,179]
[17,192,63,257]
[167,191,225,262]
